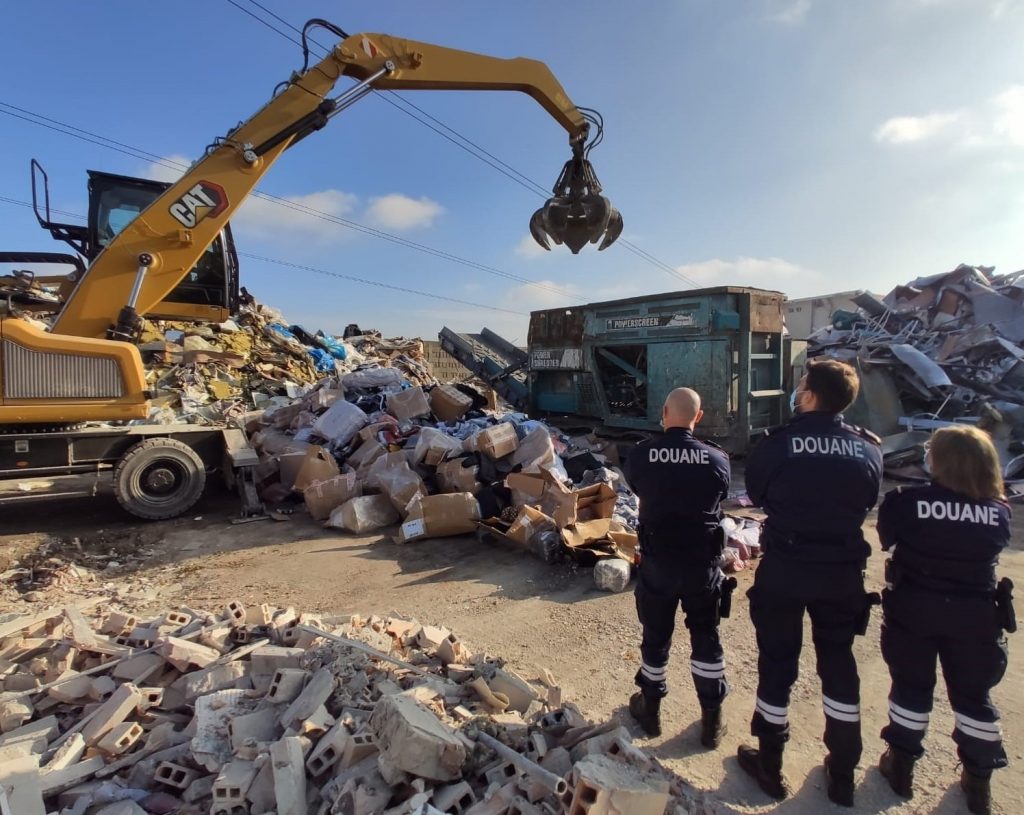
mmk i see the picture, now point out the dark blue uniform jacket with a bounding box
[878,482,1010,595]
[625,427,730,565]
[745,411,883,564]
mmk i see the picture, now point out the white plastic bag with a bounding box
[312,400,368,447]
[326,495,399,533]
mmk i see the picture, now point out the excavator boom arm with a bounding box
[51,31,591,340]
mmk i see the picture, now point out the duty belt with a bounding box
[761,528,869,564]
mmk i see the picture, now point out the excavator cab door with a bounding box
[85,170,239,321]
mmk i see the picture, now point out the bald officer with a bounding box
[624,388,732,748]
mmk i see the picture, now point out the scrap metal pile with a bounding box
[0,602,706,814]
[807,264,1024,487]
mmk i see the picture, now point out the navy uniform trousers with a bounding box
[880,585,1008,774]
[748,555,867,773]
[634,552,728,710]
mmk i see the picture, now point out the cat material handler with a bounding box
[0,19,621,519]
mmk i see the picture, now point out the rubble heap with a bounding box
[0,602,706,815]
[807,264,1024,486]
[135,299,435,427]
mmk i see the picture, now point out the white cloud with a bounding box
[365,194,443,230]
[993,85,1024,147]
[874,112,964,144]
[673,256,825,295]
[142,155,192,184]
[233,189,359,242]
[515,234,551,259]
[767,0,813,24]
[874,84,1024,150]
[911,0,1015,18]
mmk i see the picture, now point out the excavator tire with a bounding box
[113,438,206,520]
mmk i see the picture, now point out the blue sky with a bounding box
[2,0,1022,343]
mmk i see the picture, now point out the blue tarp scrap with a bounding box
[267,323,298,341]
[307,347,336,374]
[316,334,348,360]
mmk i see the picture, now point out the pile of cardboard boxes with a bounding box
[246,373,636,588]
[0,601,704,814]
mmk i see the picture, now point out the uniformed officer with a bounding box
[737,358,882,807]
[876,425,1013,815]
[624,387,732,748]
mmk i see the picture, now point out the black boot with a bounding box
[737,742,790,800]
[960,768,992,815]
[824,755,855,807]
[879,747,915,799]
[629,691,662,737]
[700,706,727,749]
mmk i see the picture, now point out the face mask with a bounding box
[789,389,799,413]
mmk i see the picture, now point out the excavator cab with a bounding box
[4,161,239,322]
[86,170,240,320]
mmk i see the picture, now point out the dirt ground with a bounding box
[2,470,1021,815]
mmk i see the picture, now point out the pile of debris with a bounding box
[244,371,646,589]
[135,298,436,427]
[807,264,1024,487]
[0,601,705,814]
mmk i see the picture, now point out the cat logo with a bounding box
[168,181,228,228]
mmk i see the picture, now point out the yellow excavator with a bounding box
[0,19,621,519]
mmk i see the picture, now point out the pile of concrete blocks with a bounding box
[0,601,702,815]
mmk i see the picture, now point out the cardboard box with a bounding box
[304,469,361,520]
[278,452,309,492]
[348,439,386,470]
[271,403,305,430]
[398,493,481,542]
[505,471,575,527]
[436,459,480,495]
[305,388,344,412]
[414,427,463,467]
[560,519,638,562]
[574,483,617,523]
[377,463,427,516]
[506,505,556,546]
[363,451,409,490]
[504,472,616,528]
[358,418,398,445]
[429,385,474,424]
[292,446,340,493]
[477,423,519,460]
[387,387,431,422]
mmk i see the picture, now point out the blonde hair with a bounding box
[929,425,1005,502]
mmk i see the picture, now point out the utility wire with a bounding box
[0,103,577,298]
[0,195,526,315]
[231,0,701,289]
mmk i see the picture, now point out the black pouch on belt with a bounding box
[996,577,1017,633]
[856,591,882,636]
[718,576,738,620]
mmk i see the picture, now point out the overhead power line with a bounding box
[228,0,700,289]
[0,102,578,299]
[0,195,527,315]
